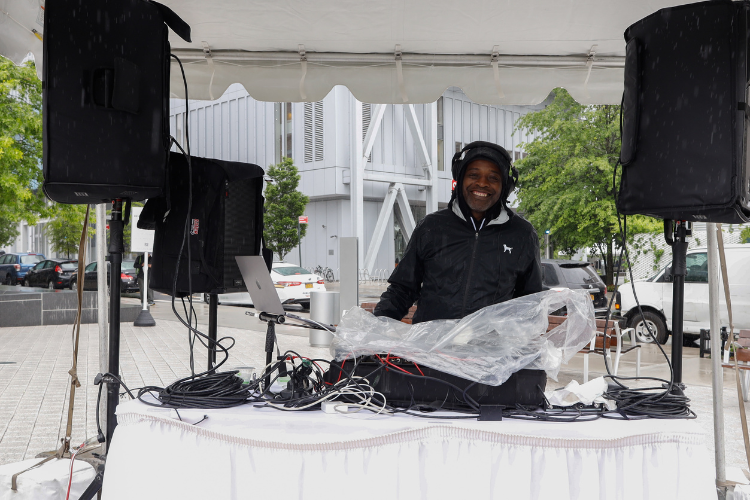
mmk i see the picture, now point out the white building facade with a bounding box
[169,85,544,277]
[3,87,543,271]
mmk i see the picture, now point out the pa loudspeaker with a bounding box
[42,0,190,204]
[139,155,265,296]
[618,0,750,223]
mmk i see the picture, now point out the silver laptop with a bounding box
[235,256,285,315]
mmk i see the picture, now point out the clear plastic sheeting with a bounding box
[331,289,597,386]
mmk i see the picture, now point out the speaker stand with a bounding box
[666,220,690,388]
[105,199,125,446]
[207,293,218,373]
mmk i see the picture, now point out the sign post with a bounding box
[131,207,156,327]
[298,215,308,267]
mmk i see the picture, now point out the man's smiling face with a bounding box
[461,159,503,220]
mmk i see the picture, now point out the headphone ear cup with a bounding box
[451,151,463,180]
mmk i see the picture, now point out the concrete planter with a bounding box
[0,285,140,327]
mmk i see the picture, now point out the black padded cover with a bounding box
[141,154,265,296]
[42,0,189,204]
[324,357,546,410]
[617,0,750,223]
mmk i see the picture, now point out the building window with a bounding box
[304,101,324,163]
[275,102,293,163]
[437,97,444,171]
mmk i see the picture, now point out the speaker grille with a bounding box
[222,177,263,291]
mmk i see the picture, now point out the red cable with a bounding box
[336,358,346,383]
[66,448,80,500]
[412,362,424,376]
[374,354,412,374]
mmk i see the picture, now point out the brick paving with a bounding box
[0,320,330,465]
[1,318,749,476]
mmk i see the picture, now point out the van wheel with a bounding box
[628,311,668,344]
[4,275,12,286]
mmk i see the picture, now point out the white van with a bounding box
[615,244,750,344]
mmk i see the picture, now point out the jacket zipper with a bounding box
[461,231,480,316]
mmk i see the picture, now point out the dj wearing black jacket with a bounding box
[374,141,543,324]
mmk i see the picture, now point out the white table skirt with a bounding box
[101,399,716,500]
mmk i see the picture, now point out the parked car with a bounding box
[213,262,326,309]
[74,260,139,293]
[541,259,608,316]
[615,244,750,344]
[23,259,78,289]
[0,253,45,285]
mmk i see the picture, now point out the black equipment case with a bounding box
[42,0,190,204]
[618,0,750,223]
[325,356,547,410]
[140,154,265,296]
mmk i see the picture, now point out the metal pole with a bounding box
[133,251,156,327]
[95,203,108,453]
[545,233,550,259]
[207,294,218,372]
[670,222,688,386]
[298,222,302,267]
[105,199,124,447]
[141,252,149,312]
[707,222,727,494]
[264,320,276,389]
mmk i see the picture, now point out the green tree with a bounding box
[264,158,309,261]
[47,204,96,259]
[741,227,750,244]
[0,56,48,246]
[515,89,660,285]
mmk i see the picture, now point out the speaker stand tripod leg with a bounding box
[106,199,124,447]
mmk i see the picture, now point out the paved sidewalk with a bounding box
[0,318,748,475]
[0,320,330,465]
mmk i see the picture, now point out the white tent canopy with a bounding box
[1,0,687,104]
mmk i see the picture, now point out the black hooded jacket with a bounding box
[373,202,543,323]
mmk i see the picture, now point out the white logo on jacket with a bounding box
[504,244,512,254]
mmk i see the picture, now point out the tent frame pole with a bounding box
[707,222,726,496]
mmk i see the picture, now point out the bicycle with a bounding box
[313,265,335,283]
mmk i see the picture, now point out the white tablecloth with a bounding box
[102,399,716,500]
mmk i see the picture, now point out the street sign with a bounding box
[298,216,308,224]
[130,207,155,252]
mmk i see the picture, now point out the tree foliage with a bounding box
[263,158,309,261]
[47,204,95,259]
[0,56,48,247]
[515,88,660,285]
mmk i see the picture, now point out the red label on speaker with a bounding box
[191,219,199,235]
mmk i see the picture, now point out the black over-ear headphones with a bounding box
[451,141,519,194]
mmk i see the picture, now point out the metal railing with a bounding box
[306,265,390,283]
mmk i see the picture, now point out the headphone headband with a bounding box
[451,141,519,189]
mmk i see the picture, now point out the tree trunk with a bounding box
[605,239,614,286]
